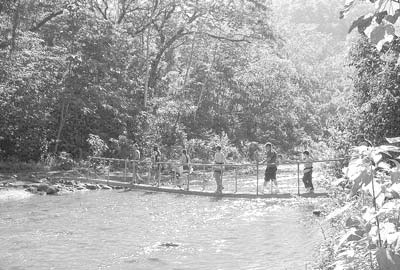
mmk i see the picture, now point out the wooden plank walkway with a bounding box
[78,177,329,199]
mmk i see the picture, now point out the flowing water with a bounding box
[0,189,325,270]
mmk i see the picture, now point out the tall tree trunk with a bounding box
[54,102,69,154]
[144,27,151,107]
[182,32,197,88]
[9,0,20,57]
[194,43,218,121]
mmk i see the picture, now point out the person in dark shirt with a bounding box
[302,150,314,193]
[261,142,279,194]
[151,146,161,185]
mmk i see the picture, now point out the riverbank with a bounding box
[0,170,125,199]
[313,187,383,270]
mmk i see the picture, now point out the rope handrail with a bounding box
[88,156,349,167]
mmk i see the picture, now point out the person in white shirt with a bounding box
[213,146,226,194]
[177,149,191,189]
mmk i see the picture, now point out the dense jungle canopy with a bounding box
[0,0,399,162]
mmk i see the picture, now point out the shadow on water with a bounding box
[209,196,224,202]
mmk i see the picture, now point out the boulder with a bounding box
[85,184,98,190]
[25,186,38,193]
[64,180,76,186]
[37,183,50,192]
[46,186,59,195]
[76,185,85,190]
[313,210,322,216]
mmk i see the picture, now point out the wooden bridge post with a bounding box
[157,163,161,187]
[148,164,151,185]
[234,167,238,193]
[132,160,137,184]
[173,164,176,185]
[124,159,127,182]
[221,164,224,192]
[107,159,110,185]
[297,162,300,195]
[86,157,91,182]
[186,171,190,191]
[256,162,259,196]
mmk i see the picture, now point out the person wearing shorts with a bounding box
[177,149,191,189]
[213,146,226,194]
[151,146,161,185]
[262,142,279,194]
[302,150,314,193]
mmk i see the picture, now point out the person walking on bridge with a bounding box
[151,146,162,185]
[261,142,279,194]
[302,150,314,193]
[131,144,142,184]
[213,146,226,194]
[177,149,192,189]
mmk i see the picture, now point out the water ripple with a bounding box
[0,190,324,270]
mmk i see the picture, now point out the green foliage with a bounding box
[331,142,400,269]
[341,0,400,51]
[186,132,239,162]
[346,37,400,144]
[87,134,108,157]
[0,0,350,163]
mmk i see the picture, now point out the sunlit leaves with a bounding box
[376,247,400,269]
[340,0,360,19]
[342,0,400,51]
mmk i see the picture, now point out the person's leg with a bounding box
[263,169,270,194]
[214,171,220,192]
[217,173,223,192]
[217,174,223,193]
[272,167,279,193]
[309,172,314,192]
[304,172,312,192]
[302,174,308,189]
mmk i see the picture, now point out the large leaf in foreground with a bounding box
[376,248,400,270]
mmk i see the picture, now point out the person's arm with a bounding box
[304,157,313,173]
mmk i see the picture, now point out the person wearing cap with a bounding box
[302,150,314,193]
[261,142,279,194]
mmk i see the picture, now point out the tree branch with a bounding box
[203,32,251,43]
[29,10,64,32]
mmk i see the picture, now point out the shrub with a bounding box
[87,134,108,157]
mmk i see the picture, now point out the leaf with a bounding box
[362,206,377,222]
[340,0,359,19]
[386,137,400,144]
[376,11,389,23]
[376,145,400,153]
[391,170,400,183]
[349,13,374,33]
[370,24,386,45]
[378,161,392,171]
[372,153,384,164]
[325,202,354,221]
[345,216,362,228]
[335,228,362,252]
[376,248,400,270]
[351,168,372,196]
[378,201,398,215]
